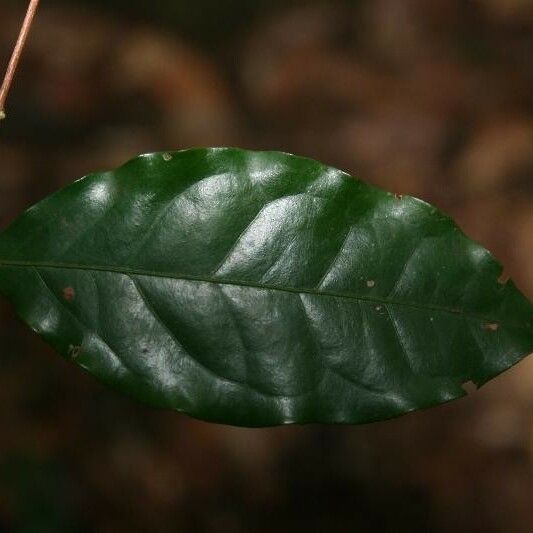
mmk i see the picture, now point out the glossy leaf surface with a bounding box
[0,148,531,426]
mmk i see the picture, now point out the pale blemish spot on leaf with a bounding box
[483,323,499,332]
[367,280,375,288]
[68,345,81,359]
[462,380,477,394]
[498,271,510,285]
[62,286,75,302]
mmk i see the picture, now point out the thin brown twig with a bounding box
[0,0,40,120]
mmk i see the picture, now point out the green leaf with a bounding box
[0,148,531,426]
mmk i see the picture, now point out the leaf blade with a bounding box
[0,148,531,426]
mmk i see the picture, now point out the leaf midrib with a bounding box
[0,259,510,327]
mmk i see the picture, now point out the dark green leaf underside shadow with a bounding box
[0,148,531,426]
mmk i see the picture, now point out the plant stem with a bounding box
[0,0,40,120]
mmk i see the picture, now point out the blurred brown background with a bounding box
[0,0,532,531]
